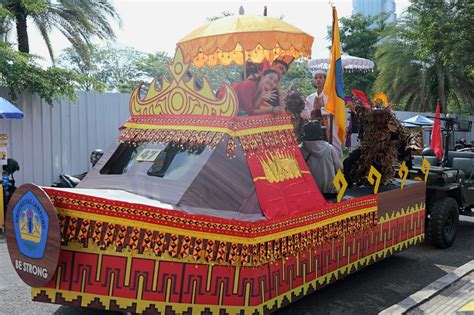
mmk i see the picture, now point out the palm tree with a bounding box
[375,26,474,114]
[375,28,433,112]
[2,0,120,65]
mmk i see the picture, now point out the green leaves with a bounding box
[375,0,474,114]
[281,58,313,96]
[58,45,147,93]
[19,0,48,14]
[327,13,386,95]
[2,0,120,63]
[0,43,79,104]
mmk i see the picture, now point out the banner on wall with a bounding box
[0,134,8,166]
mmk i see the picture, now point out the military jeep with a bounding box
[411,116,473,248]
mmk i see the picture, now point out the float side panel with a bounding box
[32,201,424,314]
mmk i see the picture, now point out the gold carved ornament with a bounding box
[368,166,382,194]
[421,158,431,183]
[333,169,348,202]
[129,48,238,117]
[398,161,409,190]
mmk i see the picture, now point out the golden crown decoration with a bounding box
[19,209,42,243]
[129,48,238,117]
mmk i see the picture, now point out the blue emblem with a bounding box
[13,190,49,258]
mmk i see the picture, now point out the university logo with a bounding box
[19,208,42,242]
[13,191,49,259]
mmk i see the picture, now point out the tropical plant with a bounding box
[58,45,149,93]
[281,58,313,96]
[0,42,83,104]
[1,0,120,64]
[328,13,387,95]
[375,0,474,114]
[134,51,172,83]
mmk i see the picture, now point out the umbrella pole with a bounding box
[243,50,247,79]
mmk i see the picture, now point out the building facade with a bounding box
[352,0,396,23]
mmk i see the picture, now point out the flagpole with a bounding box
[329,4,335,146]
[323,5,346,157]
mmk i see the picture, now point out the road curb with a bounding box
[379,260,474,314]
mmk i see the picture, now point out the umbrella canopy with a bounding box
[0,97,24,119]
[401,122,418,128]
[308,53,375,72]
[403,115,433,126]
[176,15,314,68]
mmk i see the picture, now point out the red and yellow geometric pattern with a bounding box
[119,114,298,160]
[32,188,425,314]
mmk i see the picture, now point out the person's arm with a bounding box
[252,106,285,115]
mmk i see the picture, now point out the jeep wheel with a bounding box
[428,197,459,248]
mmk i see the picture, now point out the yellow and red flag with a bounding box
[323,6,346,152]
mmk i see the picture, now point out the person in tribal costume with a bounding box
[344,106,421,187]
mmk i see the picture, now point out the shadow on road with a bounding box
[275,219,474,315]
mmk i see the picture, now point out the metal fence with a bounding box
[0,88,130,186]
[0,88,472,186]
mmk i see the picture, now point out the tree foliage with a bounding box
[375,0,474,114]
[329,13,386,95]
[0,1,121,105]
[190,64,242,91]
[281,58,313,96]
[0,0,120,65]
[58,45,147,93]
[134,51,172,85]
[0,42,81,104]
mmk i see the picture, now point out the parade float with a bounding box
[5,10,426,315]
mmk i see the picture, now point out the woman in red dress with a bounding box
[231,69,285,116]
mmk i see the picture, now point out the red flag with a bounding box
[431,102,443,160]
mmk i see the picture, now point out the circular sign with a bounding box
[6,183,60,287]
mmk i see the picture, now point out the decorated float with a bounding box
[6,10,427,315]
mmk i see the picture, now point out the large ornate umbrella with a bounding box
[308,53,375,72]
[176,15,314,68]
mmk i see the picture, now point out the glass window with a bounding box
[147,143,205,179]
[100,142,205,179]
[100,143,164,175]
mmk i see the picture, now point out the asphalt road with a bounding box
[1,216,473,315]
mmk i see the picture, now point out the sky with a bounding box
[26,0,411,65]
